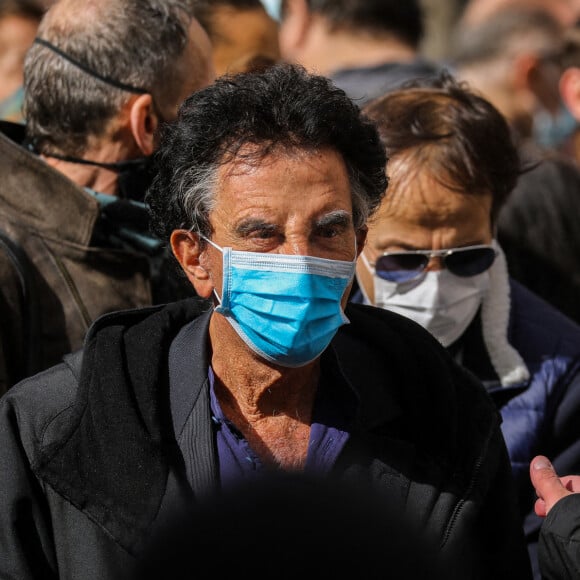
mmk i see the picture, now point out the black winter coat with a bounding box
[538,494,580,579]
[0,299,532,579]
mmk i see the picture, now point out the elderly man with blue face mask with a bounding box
[0,63,533,579]
[352,70,580,580]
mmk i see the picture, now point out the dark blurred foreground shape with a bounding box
[134,473,449,580]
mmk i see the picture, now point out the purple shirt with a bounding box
[208,364,354,490]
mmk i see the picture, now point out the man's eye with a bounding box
[253,229,276,239]
[318,225,341,238]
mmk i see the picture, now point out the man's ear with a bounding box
[523,54,562,114]
[128,93,159,156]
[510,53,543,115]
[278,0,312,61]
[355,226,368,258]
[513,53,540,88]
[170,230,215,299]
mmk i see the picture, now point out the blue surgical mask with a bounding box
[202,236,356,367]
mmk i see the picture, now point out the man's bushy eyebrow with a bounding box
[235,219,278,237]
[315,210,352,228]
[234,211,352,236]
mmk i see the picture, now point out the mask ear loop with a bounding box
[198,233,223,253]
[353,237,359,264]
[189,231,225,306]
[360,251,374,273]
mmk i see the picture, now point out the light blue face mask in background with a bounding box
[260,0,282,21]
[0,86,25,124]
[202,236,356,367]
[532,102,578,150]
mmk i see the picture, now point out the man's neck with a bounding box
[43,155,120,196]
[208,313,320,419]
[41,135,135,196]
[209,312,319,470]
[296,23,418,76]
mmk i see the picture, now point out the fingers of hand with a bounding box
[534,497,547,518]
[530,455,571,515]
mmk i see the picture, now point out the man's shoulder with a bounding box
[338,304,502,484]
[340,303,494,411]
[84,297,212,342]
[0,122,98,236]
[0,298,210,430]
[343,302,448,353]
[0,353,82,453]
[331,59,444,107]
[509,279,580,359]
[503,152,580,213]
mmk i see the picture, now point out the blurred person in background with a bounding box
[553,23,580,163]
[195,0,280,76]
[496,146,580,326]
[0,0,52,123]
[352,71,580,579]
[450,5,580,326]
[0,0,214,394]
[458,0,580,29]
[277,0,444,108]
[449,7,568,151]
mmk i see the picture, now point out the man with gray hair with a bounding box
[0,0,214,394]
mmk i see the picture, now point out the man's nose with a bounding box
[425,255,445,272]
[281,238,314,256]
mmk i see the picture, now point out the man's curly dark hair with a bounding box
[147,62,388,242]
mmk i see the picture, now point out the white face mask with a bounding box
[361,255,490,347]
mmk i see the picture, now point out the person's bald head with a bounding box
[459,0,580,28]
[450,7,565,142]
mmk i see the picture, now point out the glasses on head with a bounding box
[370,244,497,283]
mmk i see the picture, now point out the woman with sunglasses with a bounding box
[351,70,580,580]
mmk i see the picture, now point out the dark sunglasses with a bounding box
[371,244,497,283]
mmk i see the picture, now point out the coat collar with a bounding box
[0,121,99,246]
[34,299,211,554]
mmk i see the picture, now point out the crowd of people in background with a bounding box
[1,0,580,579]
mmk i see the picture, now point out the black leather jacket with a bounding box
[0,121,194,394]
